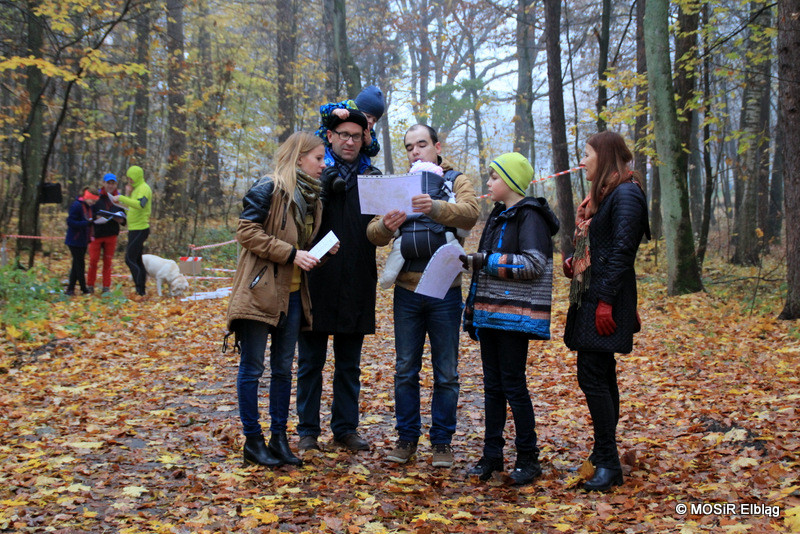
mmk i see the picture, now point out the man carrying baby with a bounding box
[367,124,478,467]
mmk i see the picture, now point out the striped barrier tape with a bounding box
[478,165,584,199]
[1,234,62,240]
[189,239,237,251]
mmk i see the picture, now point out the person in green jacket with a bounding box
[111,165,152,296]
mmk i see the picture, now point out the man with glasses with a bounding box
[296,110,382,453]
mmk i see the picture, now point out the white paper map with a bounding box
[415,242,467,299]
[357,173,423,215]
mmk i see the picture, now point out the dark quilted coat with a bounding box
[564,182,650,354]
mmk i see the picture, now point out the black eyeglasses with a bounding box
[332,130,362,142]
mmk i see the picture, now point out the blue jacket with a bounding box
[464,196,560,340]
[65,198,93,247]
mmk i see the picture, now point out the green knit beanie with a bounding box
[489,153,533,196]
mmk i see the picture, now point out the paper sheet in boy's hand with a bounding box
[357,173,423,215]
[415,242,467,299]
[309,231,338,260]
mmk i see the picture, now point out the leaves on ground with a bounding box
[0,237,798,532]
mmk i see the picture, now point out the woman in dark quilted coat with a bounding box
[563,131,650,492]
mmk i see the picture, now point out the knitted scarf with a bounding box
[569,194,592,306]
[293,169,321,249]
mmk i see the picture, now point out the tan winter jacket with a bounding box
[367,158,479,291]
[226,176,322,331]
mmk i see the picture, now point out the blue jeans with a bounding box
[478,328,538,459]
[393,285,461,444]
[296,331,364,440]
[236,291,302,437]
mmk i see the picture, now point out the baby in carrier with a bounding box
[378,160,459,289]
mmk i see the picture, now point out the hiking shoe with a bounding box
[431,443,454,467]
[385,440,417,463]
[509,452,542,485]
[333,433,370,451]
[467,456,504,480]
[298,435,320,451]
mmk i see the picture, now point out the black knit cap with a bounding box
[326,109,368,131]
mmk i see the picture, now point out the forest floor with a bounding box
[1,226,799,533]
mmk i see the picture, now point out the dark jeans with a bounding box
[479,328,538,459]
[577,350,621,469]
[125,228,149,295]
[393,285,461,444]
[67,245,88,293]
[235,292,302,437]
[296,331,364,440]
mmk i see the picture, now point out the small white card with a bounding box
[308,230,339,260]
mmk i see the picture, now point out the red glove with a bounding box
[563,257,574,279]
[595,300,616,336]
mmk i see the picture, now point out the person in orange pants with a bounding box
[88,173,125,293]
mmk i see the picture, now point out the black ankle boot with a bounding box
[268,432,303,466]
[583,467,623,492]
[509,451,542,486]
[243,435,283,468]
[467,456,504,481]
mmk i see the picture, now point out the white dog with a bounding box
[142,254,190,296]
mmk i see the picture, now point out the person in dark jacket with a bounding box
[296,110,381,453]
[563,130,650,492]
[461,152,560,485]
[64,188,99,296]
[226,131,332,468]
[88,173,125,294]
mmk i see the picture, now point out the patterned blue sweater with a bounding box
[464,196,560,340]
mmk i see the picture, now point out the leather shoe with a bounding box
[467,456,504,481]
[298,435,320,451]
[334,433,370,451]
[243,435,283,468]
[583,467,623,492]
[268,432,303,466]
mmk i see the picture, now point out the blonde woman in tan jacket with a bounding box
[226,132,337,468]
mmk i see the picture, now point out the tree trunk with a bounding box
[196,0,222,206]
[132,4,150,160]
[276,0,298,142]
[675,4,701,235]
[650,165,662,241]
[778,0,800,319]
[467,34,488,187]
[645,0,703,295]
[17,0,45,267]
[544,0,575,258]
[634,0,648,196]
[767,106,784,248]
[732,3,772,266]
[164,0,188,219]
[332,0,361,97]
[697,6,714,267]
[323,0,339,99]
[595,0,610,132]
[514,0,535,159]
